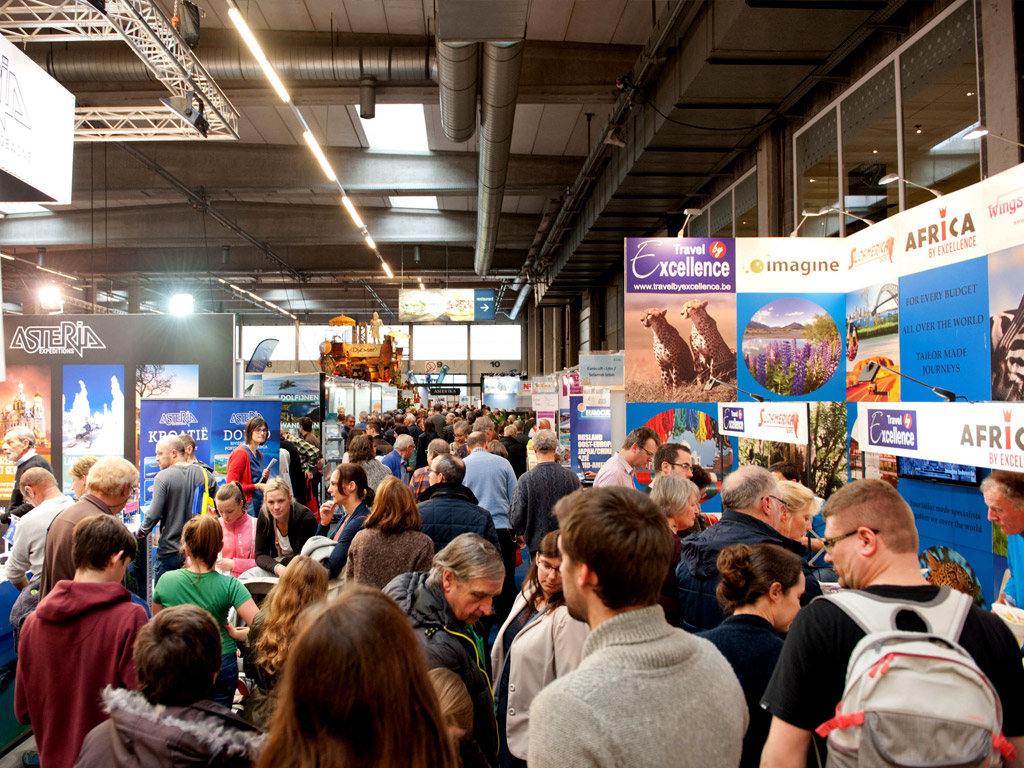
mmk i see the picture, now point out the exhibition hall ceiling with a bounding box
[0,0,905,321]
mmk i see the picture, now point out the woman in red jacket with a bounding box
[226,416,270,517]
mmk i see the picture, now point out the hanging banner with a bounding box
[717,402,809,445]
[571,400,613,474]
[532,392,557,423]
[579,353,624,386]
[855,400,1024,471]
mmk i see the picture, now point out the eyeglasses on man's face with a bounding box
[822,527,880,553]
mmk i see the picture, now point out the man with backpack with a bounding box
[760,479,1024,768]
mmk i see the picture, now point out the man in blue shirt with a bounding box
[982,470,1024,609]
[463,429,518,624]
[382,434,414,483]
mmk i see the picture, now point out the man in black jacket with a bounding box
[418,454,501,554]
[2,426,53,523]
[676,465,821,632]
[384,533,504,768]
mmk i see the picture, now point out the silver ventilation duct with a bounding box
[474,41,523,276]
[436,42,479,142]
[30,45,437,83]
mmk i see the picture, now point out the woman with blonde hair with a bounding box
[255,585,457,768]
[153,514,258,708]
[776,479,817,544]
[649,474,701,626]
[244,555,327,726]
[429,668,490,768]
[345,476,433,589]
[254,477,318,577]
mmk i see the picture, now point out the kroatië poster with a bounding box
[898,256,990,402]
[62,365,125,493]
[0,366,51,506]
[624,238,737,403]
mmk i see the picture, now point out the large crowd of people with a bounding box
[2,408,1023,768]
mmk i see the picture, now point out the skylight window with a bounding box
[389,196,439,210]
[360,104,429,151]
[0,203,49,215]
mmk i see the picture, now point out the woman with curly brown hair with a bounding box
[347,434,391,491]
[244,555,327,726]
[255,584,457,768]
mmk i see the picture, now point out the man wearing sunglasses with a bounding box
[761,479,1024,768]
[675,465,821,632]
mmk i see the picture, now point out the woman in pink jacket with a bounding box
[215,482,257,578]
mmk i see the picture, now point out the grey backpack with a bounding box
[814,588,1015,767]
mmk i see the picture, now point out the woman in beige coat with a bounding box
[491,530,590,768]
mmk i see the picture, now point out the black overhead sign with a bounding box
[428,388,460,396]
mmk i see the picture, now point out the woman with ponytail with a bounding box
[318,463,375,579]
[698,542,805,768]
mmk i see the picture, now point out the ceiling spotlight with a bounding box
[418,280,425,291]
[39,285,62,312]
[168,293,195,315]
[679,207,703,237]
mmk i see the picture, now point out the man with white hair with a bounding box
[41,456,140,597]
[510,429,581,553]
[2,426,53,522]
[384,533,504,764]
[382,433,415,483]
[675,465,821,631]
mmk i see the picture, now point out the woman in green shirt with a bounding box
[154,514,258,708]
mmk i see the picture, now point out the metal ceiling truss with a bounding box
[1,0,240,141]
[74,106,236,141]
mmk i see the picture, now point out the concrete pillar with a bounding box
[758,124,785,236]
[542,306,558,374]
[978,0,1020,175]
[127,280,141,314]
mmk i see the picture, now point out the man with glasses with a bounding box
[675,465,821,632]
[761,479,1024,767]
[592,427,661,489]
[650,442,694,484]
[418,454,501,555]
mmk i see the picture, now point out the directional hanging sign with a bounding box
[474,289,495,321]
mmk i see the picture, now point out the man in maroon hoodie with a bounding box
[15,513,148,768]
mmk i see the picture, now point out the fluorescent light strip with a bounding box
[302,131,337,182]
[364,233,376,250]
[228,7,290,103]
[341,196,364,228]
[382,261,394,279]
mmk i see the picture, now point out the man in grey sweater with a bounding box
[528,487,747,768]
[139,435,216,584]
[509,429,580,553]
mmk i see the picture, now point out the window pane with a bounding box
[470,325,522,360]
[842,63,898,232]
[796,108,840,237]
[735,171,758,237]
[900,2,980,208]
[413,325,467,360]
[709,194,733,237]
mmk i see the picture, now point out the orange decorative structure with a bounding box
[318,333,404,384]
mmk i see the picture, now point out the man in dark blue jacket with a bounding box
[676,465,821,632]
[418,454,501,554]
